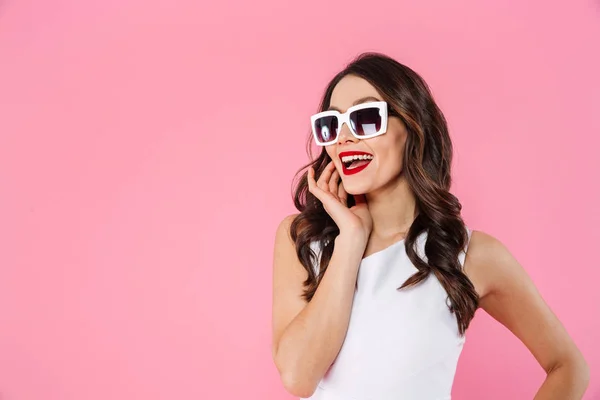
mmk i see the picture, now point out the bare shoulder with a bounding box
[283,212,300,229]
[275,213,300,245]
[462,229,517,300]
[273,213,302,271]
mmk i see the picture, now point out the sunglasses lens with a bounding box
[314,115,338,144]
[349,107,382,136]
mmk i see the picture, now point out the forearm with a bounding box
[533,360,590,400]
[274,235,365,395]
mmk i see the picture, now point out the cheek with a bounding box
[378,153,403,175]
[373,141,405,175]
[324,148,343,172]
[325,148,335,162]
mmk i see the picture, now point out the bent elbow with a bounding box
[273,346,319,397]
[578,357,590,388]
[547,353,591,392]
[281,371,318,398]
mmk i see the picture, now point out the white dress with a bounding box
[301,227,473,400]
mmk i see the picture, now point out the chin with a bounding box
[342,184,369,196]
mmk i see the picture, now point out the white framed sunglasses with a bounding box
[310,101,389,146]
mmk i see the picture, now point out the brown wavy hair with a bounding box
[289,52,479,335]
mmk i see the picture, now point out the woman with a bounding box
[271,52,589,399]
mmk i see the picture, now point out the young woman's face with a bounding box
[325,75,408,195]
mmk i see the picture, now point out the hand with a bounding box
[307,161,373,242]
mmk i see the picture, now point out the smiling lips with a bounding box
[338,150,374,175]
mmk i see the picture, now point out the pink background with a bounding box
[1,0,598,399]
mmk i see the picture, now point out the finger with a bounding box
[307,167,317,192]
[308,167,321,192]
[317,161,336,191]
[338,178,348,205]
[308,166,355,227]
[308,167,329,201]
[329,168,340,195]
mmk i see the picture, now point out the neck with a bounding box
[365,175,417,241]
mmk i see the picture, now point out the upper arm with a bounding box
[271,213,311,364]
[464,231,587,374]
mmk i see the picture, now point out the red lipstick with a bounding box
[338,150,373,176]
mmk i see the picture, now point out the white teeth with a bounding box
[340,154,374,162]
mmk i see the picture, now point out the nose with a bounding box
[337,121,358,144]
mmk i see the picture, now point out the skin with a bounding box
[321,74,590,398]
[325,75,416,256]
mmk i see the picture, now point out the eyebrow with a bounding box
[327,96,381,112]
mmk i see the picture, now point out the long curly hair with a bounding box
[289,52,478,335]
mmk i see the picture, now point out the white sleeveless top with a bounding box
[301,227,473,400]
